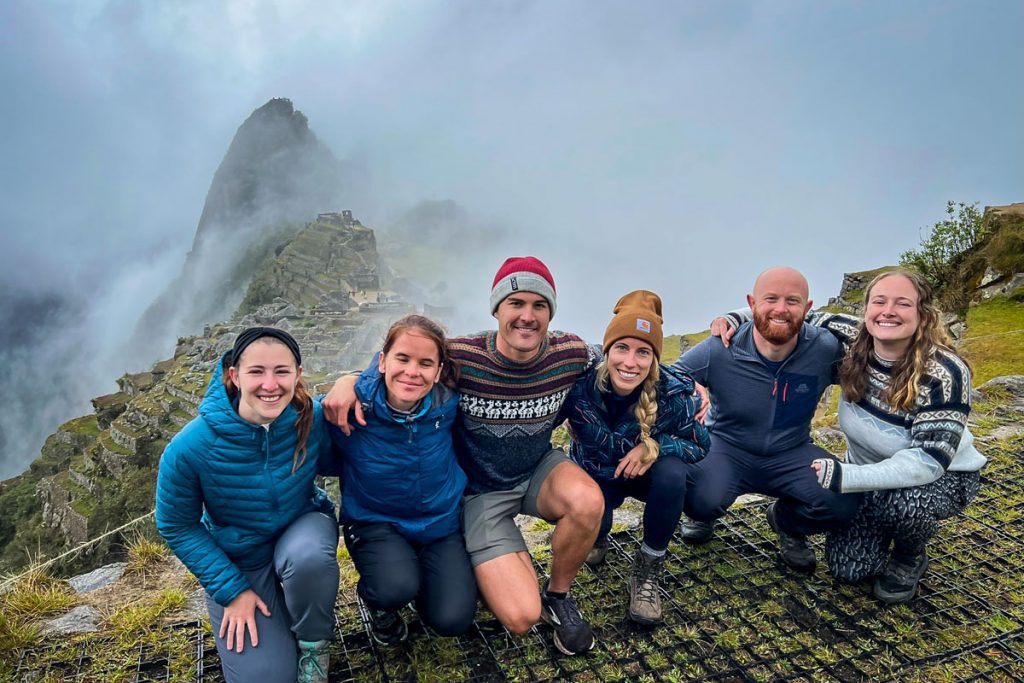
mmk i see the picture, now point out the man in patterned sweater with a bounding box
[324,256,604,655]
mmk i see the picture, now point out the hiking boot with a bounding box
[874,552,928,604]
[367,607,408,646]
[766,502,816,572]
[296,639,329,683]
[585,537,610,567]
[680,517,717,545]
[627,550,665,626]
[541,585,596,655]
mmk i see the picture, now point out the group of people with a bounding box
[155,256,985,683]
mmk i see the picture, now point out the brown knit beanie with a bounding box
[602,290,664,358]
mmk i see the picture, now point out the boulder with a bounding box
[68,562,126,593]
[42,605,103,635]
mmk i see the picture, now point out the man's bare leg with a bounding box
[536,461,604,593]
[474,551,541,634]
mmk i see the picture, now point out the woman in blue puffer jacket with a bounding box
[156,327,338,683]
[325,314,476,645]
[566,290,710,627]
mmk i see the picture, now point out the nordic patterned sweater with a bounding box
[449,330,599,493]
[806,311,987,492]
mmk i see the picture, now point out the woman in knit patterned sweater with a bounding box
[808,270,986,603]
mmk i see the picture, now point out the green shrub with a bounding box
[900,201,987,310]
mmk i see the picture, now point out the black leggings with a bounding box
[596,455,690,552]
[825,470,981,582]
[343,523,477,636]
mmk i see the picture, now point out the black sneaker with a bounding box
[540,587,595,655]
[680,517,717,545]
[766,502,816,572]
[367,607,408,646]
[584,537,610,568]
[874,552,928,604]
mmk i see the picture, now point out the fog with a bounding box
[1,1,1022,478]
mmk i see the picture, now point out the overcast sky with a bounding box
[1,1,1022,474]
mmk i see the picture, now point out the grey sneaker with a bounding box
[874,552,928,604]
[627,551,665,625]
[540,585,595,655]
[766,502,816,572]
[680,517,717,545]
[367,607,408,645]
[296,639,329,683]
[585,537,610,567]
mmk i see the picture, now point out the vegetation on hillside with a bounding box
[899,201,988,313]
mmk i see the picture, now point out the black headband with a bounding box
[229,327,302,369]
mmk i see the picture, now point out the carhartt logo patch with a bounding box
[510,277,518,291]
[636,318,651,333]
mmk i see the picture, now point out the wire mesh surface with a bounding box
[12,440,1024,682]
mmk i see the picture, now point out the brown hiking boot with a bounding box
[627,550,665,625]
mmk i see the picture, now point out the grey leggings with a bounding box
[825,470,981,583]
[206,511,340,683]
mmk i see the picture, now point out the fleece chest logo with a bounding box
[636,318,651,333]
[510,277,519,291]
[795,383,810,394]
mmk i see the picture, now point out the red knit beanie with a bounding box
[490,256,557,317]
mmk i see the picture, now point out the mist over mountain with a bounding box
[0,98,349,481]
[129,98,347,365]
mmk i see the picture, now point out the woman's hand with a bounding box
[322,375,364,435]
[709,316,736,347]
[220,589,271,653]
[615,443,653,479]
[694,382,711,424]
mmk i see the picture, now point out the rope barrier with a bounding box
[0,509,155,592]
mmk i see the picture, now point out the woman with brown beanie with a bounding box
[565,290,710,625]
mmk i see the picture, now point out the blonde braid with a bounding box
[633,363,660,464]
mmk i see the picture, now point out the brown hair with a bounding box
[223,337,313,474]
[381,314,458,389]
[595,360,661,464]
[838,269,960,411]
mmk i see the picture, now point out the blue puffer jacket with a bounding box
[155,353,333,606]
[566,364,711,482]
[326,370,466,544]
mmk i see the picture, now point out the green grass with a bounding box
[958,295,1024,384]
[662,331,711,364]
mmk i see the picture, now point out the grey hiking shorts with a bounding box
[461,449,569,567]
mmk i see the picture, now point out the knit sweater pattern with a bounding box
[806,312,987,492]
[449,330,598,493]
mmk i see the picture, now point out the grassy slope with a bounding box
[959,295,1024,384]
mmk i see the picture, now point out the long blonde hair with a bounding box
[838,269,959,411]
[595,361,661,464]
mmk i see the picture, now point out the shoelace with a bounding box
[634,577,659,605]
[298,647,327,678]
[888,556,924,583]
[552,596,586,627]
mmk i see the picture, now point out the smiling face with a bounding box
[493,291,551,362]
[748,267,812,346]
[606,337,655,396]
[864,274,921,358]
[378,329,442,411]
[228,339,301,425]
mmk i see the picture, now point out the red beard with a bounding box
[753,309,803,344]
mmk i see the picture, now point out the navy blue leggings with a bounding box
[684,435,861,537]
[343,523,477,636]
[596,455,690,552]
